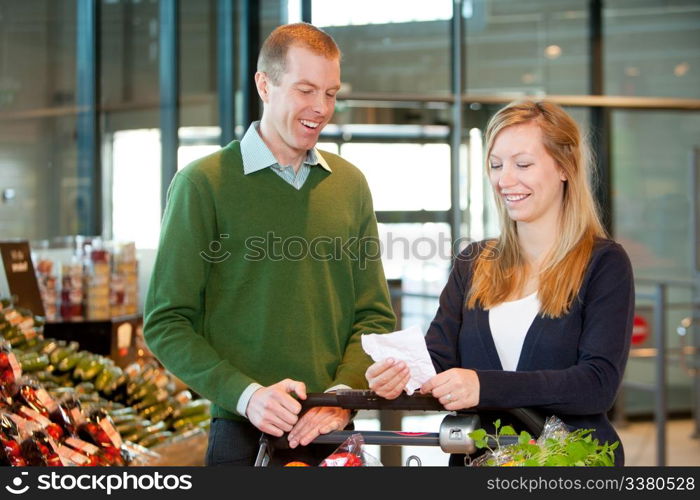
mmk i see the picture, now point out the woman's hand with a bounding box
[365,358,411,399]
[420,368,480,411]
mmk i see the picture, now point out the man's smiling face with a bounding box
[257,45,341,166]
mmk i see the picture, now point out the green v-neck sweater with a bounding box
[144,141,396,421]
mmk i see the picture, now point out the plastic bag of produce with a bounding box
[317,433,382,467]
[469,416,617,467]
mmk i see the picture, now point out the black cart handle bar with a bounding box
[301,390,443,412]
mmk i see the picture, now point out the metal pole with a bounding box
[693,148,700,275]
[217,0,235,146]
[654,283,667,465]
[380,279,404,466]
[239,0,260,135]
[449,0,463,243]
[122,0,134,101]
[313,431,440,447]
[159,0,179,214]
[692,148,700,437]
[301,0,312,23]
[588,0,612,235]
[76,0,101,236]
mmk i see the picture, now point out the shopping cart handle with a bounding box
[301,390,444,411]
[301,391,546,436]
[300,391,546,435]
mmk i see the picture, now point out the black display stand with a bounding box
[44,314,141,368]
[0,240,45,316]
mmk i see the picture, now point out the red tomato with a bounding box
[1,368,14,383]
[46,423,64,441]
[2,438,21,458]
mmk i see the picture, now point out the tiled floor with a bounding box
[618,418,700,466]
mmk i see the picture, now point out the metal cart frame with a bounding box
[254,390,545,466]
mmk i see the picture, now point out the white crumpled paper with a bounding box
[361,325,436,395]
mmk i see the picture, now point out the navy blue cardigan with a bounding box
[425,238,634,465]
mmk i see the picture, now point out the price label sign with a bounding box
[0,240,45,316]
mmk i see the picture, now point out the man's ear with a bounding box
[255,72,269,103]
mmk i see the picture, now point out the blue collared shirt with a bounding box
[240,121,332,190]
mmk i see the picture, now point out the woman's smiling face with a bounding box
[488,121,567,228]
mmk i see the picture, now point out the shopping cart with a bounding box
[253,389,545,466]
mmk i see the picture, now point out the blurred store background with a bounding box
[0,0,699,466]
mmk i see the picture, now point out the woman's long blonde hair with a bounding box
[467,100,607,318]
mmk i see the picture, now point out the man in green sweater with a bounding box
[144,23,395,465]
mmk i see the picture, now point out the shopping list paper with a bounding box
[361,325,436,395]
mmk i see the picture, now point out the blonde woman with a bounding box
[366,100,634,465]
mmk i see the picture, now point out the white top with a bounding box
[488,292,540,371]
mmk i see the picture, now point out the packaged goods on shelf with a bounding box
[35,259,58,321]
[32,238,140,322]
[59,260,85,322]
[112,242,138,317]
[85,242,111,321]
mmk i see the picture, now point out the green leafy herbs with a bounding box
[468,418,618,467]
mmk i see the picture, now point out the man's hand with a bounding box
[365,358,410,399]
[246,379,307,436]
[287,406,351,449]
[420,368,480,411]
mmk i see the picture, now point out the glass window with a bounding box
[0,1,77,241]
[313,0,452,95]
[178,144,220,169]
[312,0,452,26]
[110,127,221,250]
[612,108,700,416]
[340,143,450,211]
[180,0,214,100]
[261,0,287,40]
[378,222,451,333]
[605,0,700,99]
[101,0,159,106]
[111,129,161,249]
[180,0,217,129]
[465,0,589,95]
[612,110,700,281]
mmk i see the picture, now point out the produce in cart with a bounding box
[469,416,618,467]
